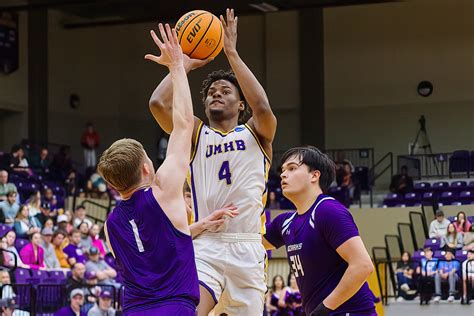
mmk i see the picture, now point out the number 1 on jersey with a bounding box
[218,161,232,185]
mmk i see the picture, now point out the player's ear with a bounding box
[238,101,245,111]
[310,170,320,184]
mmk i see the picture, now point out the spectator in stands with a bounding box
[73,206,92,229]
[0,270,14,299]
[3,230,29,269]
[30,147,51,176]
[51,146,73,181]
[57,214,73,234]
[63,229,87,266]
[35,202,54,228]
[41,227,60,269]
[42,188,54,206]
[54,288,86,316]
[266,191,280,210]
[433,249,461,303]
[52,230,70,269]
[78,222,93,254]
[266,275,286,316]
[89,224,106,257]
[0,192,19,226]
[441,223,463,251]
[416,247,438,277]
[85,246,118,288]
[43,218,54,231]
[338,160,357,202]
[463,225,474,251]
[66,263,87,293]
[81,122,100,170]
[284,273,303,316]
[454,211,472,234]
[26,191,42,217]
[87,289,116,316]
[0,171,17,202]
[429,210,451,239]
[19,232,45,269]
[9,145,33,177]
[13,205,41,239]
[396,251,416,300]
[462,250,474,304]
[389,165,414,195]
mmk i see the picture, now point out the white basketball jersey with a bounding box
[189,120,270,234]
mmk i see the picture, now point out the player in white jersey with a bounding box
[148,8,277,316]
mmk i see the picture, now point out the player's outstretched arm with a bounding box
[146,23,194,231]
[319,236,374,312]
[189,206,239,238]
[147,46,212,134]
[220,8,277,145]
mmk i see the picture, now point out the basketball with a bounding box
[175,10,223,60]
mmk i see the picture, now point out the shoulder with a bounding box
[315,197,349,219]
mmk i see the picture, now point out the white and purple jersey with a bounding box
[265,194,375,315]
[105,188,199,313]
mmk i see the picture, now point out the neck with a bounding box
[291,186,323,215]
[120,181,150,200]
[209,117,239,132]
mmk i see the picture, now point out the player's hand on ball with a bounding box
[203,205,239,232]
[220,8,238,55]
[145,23,184,69]
[183,54,214,72]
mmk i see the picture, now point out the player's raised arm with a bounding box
[147,47,212,134]
[220,8,277,145]
[145,24,193,198]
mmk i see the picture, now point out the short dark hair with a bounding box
[281,146,336,193]
[200,70,251,124]
[6,191,16,198]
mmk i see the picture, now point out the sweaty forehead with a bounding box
[209,79,236,90]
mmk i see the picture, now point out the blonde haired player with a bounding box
[147,8,277,316]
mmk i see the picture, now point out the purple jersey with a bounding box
[265,195,375,315]
[62,244,87,264]
[106,188,199,313]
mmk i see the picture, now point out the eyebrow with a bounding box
[282,162,300,169]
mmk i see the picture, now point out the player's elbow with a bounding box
[359,260,374,278]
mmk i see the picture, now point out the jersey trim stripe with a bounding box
[244,123,271,163]
[209,125,237,136]
[190,120,204,163]
[189,164,199,221]
[309,197,335,228]
[103,221,116,258]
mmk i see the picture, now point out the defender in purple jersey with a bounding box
[97,24,198,315]
[263,146,376,316]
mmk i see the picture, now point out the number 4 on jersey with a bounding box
[290,254,305,277]
[218,161,232,185]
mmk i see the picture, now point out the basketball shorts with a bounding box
[193,233,267,316]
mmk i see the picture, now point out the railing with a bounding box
[368,152,393,207]
[372,247,389,305]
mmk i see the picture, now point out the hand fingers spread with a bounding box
[158,23,169,43]
[144,54,160,63]
[150,30,164,48]
[164,24,174,45]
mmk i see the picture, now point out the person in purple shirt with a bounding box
[63,229,87,266]
[263,146,376,316]
[97,24,198,315]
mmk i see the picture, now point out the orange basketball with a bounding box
[175,10,223,60]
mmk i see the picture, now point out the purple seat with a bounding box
[460,191,473,204]
[25,277,41,285]
[383,193,401,207]
[450,150,470,174]
[48,270,66,284]
[447,216,456,222]
[328,186,350,208]
[15,238,29,252]
[433,250,446,259]
[395,204,407,208]
[424,238,441,251]
[14,268,31,284]
[432,181,449,191]
[404,192,420,206]
[412,250,424,262]
[451,201,462,206]
[456,250,468,262]
[414,182,431,193]
[469,181,474,189]
[422,192,436,206]
[0,224,12,237]
[30,269,48,281]
[450,181,467,192]
[439,191,457,205]
[469,216,474,223]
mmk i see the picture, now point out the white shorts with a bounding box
[193,233,267,316]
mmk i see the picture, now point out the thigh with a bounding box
[126,304,196,316]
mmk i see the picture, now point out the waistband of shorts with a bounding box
[197,232,262,242]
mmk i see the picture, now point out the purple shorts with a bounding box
[125,303,196,316]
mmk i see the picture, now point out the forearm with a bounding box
[169,65,194,129]
[226,51,270,112]
[323,263,372,309]
[190,221,205,239]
